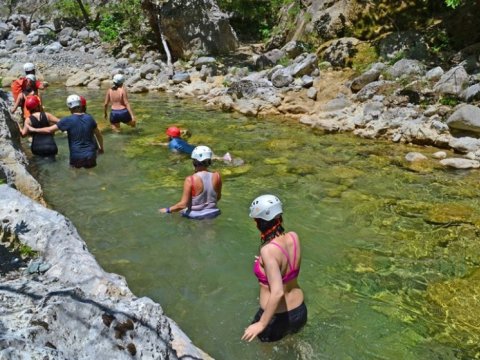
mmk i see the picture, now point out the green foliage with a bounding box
[96,14,120,42]
[387,50,406,65]
[217,0,292,41]
[439,96,460,107]
[92,0,145,47]
[0,77,3,88]
[351,43,378,74]
[19,244,36,258]
[56,0,88,18]
[445,0,461,8]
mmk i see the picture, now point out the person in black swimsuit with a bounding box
[19,96,59,158]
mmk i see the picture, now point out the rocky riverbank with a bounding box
[0,91,212,358]
[2,15,480,171]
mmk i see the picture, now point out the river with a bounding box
[29,87,480,359]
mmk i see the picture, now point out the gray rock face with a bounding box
[464,83,480,102]
[0,91,43,202]
[0,185,212,360]
[405,152,428,162]
[425,66,444,82]
[387,59,426,78]
[160,0,238,58]
[351,63,387,92]
[0,21,9,40]
[271,68,294,88]
[377,31,429,61]
[321,37,360,67]
[446,104,480,134]
[255,49,285,69]
[448,136,480,153]
[65,71,91,87]
[440,158,480,169]
[433,66,469,97]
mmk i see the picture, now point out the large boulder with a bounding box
[434,66,469,97]
[159,0,238,58]
[350,63,387,92]
[387,59,426,78]
[320,37,361,67]
[446,104,480,134]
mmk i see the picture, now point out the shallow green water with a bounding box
[31,87,480,359]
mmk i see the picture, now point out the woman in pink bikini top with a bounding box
[242,195,307,343]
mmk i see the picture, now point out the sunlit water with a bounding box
[28,87,480,359]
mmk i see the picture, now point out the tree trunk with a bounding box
[140,0,174,73]
[75,0,90,24]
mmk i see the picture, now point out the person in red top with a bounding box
[11,63,47,102]
[242,194,307,342]
[11,74,42,120]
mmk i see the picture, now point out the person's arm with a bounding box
[94,127,104,154]
[10,94,23,113]
[149,141,169,147]
[242,247,284,342]
[46,113,59,124]
[214,171,222,201]
[27,124,59,134]
[122,88,136,122]
[103,90,111,120]
[19,117,31,137]
[159,176,192,213]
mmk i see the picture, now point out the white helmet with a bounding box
[249,194,283,221]
[191,145,213,161]
[113,74,125,84]
[23,62,35,72]
[25,74,36,82]
[66,94,82,108]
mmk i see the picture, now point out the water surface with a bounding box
[31,87,480,359]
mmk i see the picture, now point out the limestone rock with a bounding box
[440,158,480,169]
[159,0,238,58]
[446,104,480,134]
[434,66,469,97]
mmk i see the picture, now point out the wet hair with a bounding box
[255,216,285,244]
[193,159,211,168]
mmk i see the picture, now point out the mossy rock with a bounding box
[426,268,480,347]
[286,164,317,176]
[351,42,379,74]
[264,157,289,165]
[221,164,252,177]
[265,139,299,151]
[424,203,476,225]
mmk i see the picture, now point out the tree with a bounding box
[445,0,462,7]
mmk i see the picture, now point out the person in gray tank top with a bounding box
[159,145,222,220]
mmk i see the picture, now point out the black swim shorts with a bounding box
[252,302,307,342]
[110,108,132,124]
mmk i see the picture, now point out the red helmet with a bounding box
[166,126,181,137]
[79,95,87,107]
[25,96,40,111]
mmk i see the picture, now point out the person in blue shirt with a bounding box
[152,126,242,164]
[166,126,196,155]
[27,94,104,168]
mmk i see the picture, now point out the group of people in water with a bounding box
[9,62,307,343]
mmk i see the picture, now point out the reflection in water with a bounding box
[31,88,480,359]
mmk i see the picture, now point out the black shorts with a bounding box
[110,108,132,124]
[70,157,97,169]
[252,302,307,342]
